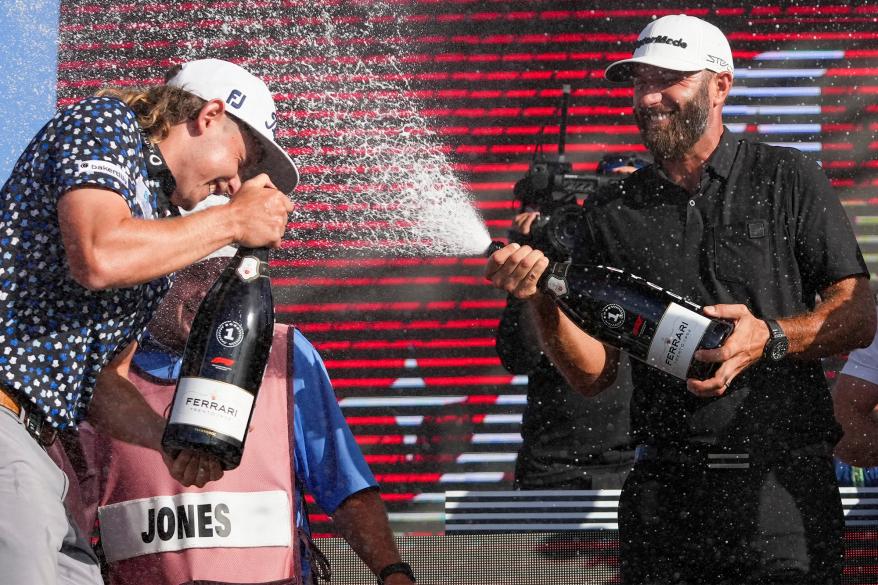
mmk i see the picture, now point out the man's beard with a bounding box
[634,77,711,162]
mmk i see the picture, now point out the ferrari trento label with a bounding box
[168,377,254,441]
[98,490,291,562]
[646,302,710,379]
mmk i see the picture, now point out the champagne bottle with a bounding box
[540,262,733,380]
[485,242,733,380]
[161,247,275,470]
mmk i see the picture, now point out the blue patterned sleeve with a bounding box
[292,329,378,515]
[50,96,142,211]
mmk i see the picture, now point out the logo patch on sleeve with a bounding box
[76,160,130,184]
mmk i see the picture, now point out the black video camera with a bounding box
[510,85,651,260]
[512,160,626,261]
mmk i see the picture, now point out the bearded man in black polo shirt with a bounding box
[486,14,876,585]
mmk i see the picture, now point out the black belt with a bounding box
[0,385,57,447]
[635,445,750,469]
[633,442,833,469]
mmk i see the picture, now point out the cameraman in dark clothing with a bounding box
[498,155,646,490]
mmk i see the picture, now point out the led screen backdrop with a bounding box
[57,0,878,549]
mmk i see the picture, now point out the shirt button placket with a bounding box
[683,196,704,283]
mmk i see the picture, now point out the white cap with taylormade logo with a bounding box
[166,58,300,194]
[604,15,734,83]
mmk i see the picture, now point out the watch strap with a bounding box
[377,561,415,584]
[762,319,788,361]
[764,319,784,340]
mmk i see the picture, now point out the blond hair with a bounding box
[95,84,206,143]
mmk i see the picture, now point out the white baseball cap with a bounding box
[166,58,300,194]
[604,15,734,83]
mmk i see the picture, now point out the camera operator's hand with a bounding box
[485,243,549,300]
[512,211,540,237]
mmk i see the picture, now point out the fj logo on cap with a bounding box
[635,35,688,49]
[265,112,277,131]
[226,89,247,109]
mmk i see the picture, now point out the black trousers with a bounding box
[618,450,844,585]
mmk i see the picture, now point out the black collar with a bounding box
[703,127,740,181]
[140,132,179,217]
[642,126,740,192]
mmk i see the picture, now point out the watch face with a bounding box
[771,339,789,361]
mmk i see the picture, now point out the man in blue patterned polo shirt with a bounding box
[0,59,298,585]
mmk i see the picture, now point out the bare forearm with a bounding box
[781,276,875,360]
[98,212,239,286]
[88,367,165,451]
[65,204,239,289]
[834,374,878,467]
[484,242,618,396]
[330,488,410,581]
[60,175,294,290]
[87,344,225,487]
[835,418,878,467]
[528,294,619,396]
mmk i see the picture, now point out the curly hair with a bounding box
[95,83,206,143]
[96,65,265,167]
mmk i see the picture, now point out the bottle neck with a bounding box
[237,247,270,263]
[536,259,562,292]
[234,247,271,279]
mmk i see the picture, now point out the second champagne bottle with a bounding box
[485,241,733,380]
[538,261,733,380]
